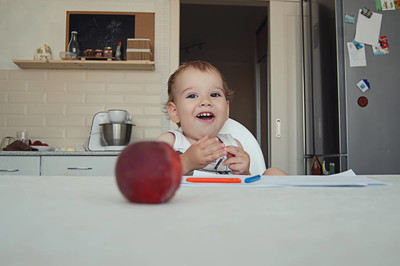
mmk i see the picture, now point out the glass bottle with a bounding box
[329,163,335,175]
[67,31,80,57]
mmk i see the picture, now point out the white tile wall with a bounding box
[0,69,164,148]
[0,0,172,149]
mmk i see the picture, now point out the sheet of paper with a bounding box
[347,42,367,67]
[354,9,382,46]
[182,169,387,187]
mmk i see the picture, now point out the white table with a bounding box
[1,175,399,266]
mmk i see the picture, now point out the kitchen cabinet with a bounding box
[41,156,118,176]
[0,156,40,176]
[0,152,119,176]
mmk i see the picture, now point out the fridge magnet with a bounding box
[345,13,355,24]
[361,7,373,18]
[357,79,370,93]
[358,96,369,107]
[352,40,363,50]
[355,8,382,46]
[372,35,390,55]
[376,0,400,10]
[347,42,367,67]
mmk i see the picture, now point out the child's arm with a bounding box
[263,167,287,175]
[222,139,251,175]
[156,132,175,146]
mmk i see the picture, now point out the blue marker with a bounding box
[244,174,261,183]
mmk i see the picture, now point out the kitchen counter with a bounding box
[0,174,399,266]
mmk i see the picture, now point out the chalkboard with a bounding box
[66,12,155,60]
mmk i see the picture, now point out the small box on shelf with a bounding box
[126,38,153,61]
[126,50,152,60]
[127,38,152,49]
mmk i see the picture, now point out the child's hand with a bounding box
[222,146,250,175]
[180,136,226,175]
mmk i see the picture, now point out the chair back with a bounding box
[219,118,266,175]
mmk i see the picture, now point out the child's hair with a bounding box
[167,61,234,104]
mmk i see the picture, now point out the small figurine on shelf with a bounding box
[115,38,122,60]
[33,44,52,60]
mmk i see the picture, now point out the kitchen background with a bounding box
[0,0,171,148]
[0,0,305,175]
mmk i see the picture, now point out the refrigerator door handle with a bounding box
[275,119,281,138]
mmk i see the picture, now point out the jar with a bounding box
[84,49,94,57]
[95,49,103,57]
[104,47,113,59]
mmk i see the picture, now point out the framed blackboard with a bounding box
[66,11,155,60]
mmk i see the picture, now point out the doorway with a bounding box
[180,1,270,166]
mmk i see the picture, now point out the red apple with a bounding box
[33,140,42,146]
[115,141,182,204]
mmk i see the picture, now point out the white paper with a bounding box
[182,169,387,187]
[354,10,382,46]
[347,42,367,67]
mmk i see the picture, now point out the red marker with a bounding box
[186,177,241,183]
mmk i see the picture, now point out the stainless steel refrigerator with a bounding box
[302,0,400,175]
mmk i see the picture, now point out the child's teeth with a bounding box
[198,113,212,117]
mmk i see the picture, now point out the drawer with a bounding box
[41,156,118,176]
[0,156,40,176]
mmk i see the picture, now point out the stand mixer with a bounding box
[88,110,133,151]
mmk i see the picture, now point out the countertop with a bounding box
[0,150,120,156]
[0,175,399,266]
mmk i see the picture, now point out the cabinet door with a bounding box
[41,156,118,176]
[0,156,40,176]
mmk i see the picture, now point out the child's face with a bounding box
[168,67,229,142]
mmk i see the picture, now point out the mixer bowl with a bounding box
[101,123,132,146]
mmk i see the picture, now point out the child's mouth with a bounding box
[196,112,214,120]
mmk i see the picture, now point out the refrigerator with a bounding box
[302,0,400,175]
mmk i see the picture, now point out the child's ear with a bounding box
[167,102,180,124]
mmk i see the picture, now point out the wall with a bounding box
[269,0,303,174]
[180,4,267,136]
[0,0,171,148]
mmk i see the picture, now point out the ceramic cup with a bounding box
[108,110,129,123]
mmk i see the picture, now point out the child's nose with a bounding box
[200,97,212,106]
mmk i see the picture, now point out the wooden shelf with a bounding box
[13,60,155,70]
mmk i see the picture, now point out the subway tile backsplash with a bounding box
[0,69,163,148]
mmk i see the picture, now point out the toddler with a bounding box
[157,61,286,176]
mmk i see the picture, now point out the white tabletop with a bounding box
[1,175,399,266]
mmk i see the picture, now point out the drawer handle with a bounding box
[0,169,19,172]
[67,167,93,171]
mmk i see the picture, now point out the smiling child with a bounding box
[157,61,286,176]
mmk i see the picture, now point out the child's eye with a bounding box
[210,92,221,97]
[186,94,197,99]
